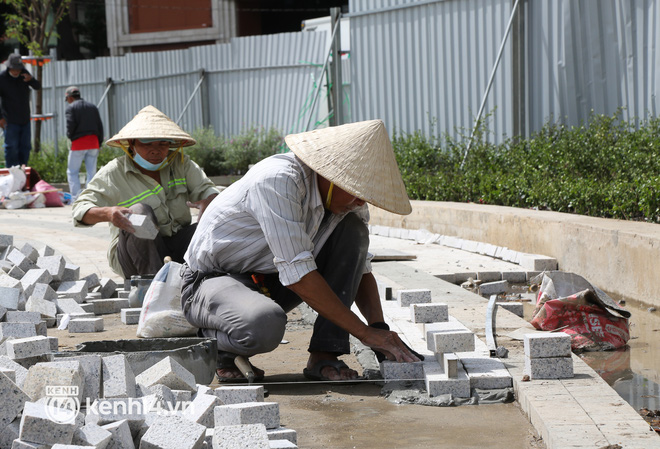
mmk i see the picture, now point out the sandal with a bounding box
[303,359,361,382]
[216,359,265,383]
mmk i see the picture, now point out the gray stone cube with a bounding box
[0,356,28,387]
[379,361,424,381]
[427,330,475,353]
[23,360,84,402]
[213,385,265,405]
[0,235,13,250]
[72,423,112,449]
[524,356,574,379]
[7,266,24,280]
[396,289,432,307]
[30,284,58,301]
[409,303,448,324]
[501,271,527,284]
[518,254,558,271]
[213,402,280,429]
[37,246,55,258]
[0,371,30,428]
[433,352,459,379]
[55,298,87,315]
[0,323,37,342]
[213,424,269,449]
[62,264,81,283]
[424,363,471,398]
[0,287,22,310]
[134,357,195,392]
[87,397,157,434]
[120,309,141,325]
[53,354,102,403]
[11,439,49,449]
[181,393,220,428]
[36,256,66,282]
[479,280,509,296]
[98,279,117,300]
[19,244,39,263]
[102,354,136,398]
[7,249,34,273]
[82,274,101,291]
[461,357,513,389]
[5,311,41,324]
[140,415,205,449]
[68,318,104,333]
[100,419,134,449]
[524,332,572,358]
[127,214,159,241]
[0,421,20,449]
[18,401,77,445]
[57,281,89,304]
[25,297,57,319]
[266,428,297,445]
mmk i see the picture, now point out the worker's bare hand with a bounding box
[109,207,135,233]
[187,193,217,220]
[361,327,420,363]
[22,73,32,82]
[0,118,5,129]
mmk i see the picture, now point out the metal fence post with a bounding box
[50,48,59,157]
[329,7,344,126]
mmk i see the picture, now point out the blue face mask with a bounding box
[133,152,165,171]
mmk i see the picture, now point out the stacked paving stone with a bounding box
[0,354,299,449]
[368,225,558,284]
[523,332,574,379]
[0,234,140,340]
[375,288,513,399]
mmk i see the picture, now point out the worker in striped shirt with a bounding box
[182,120,422,383]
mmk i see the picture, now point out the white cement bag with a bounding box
[136,261,197,338]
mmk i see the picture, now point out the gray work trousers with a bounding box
[116,203,197,279]
[180,213,369,368]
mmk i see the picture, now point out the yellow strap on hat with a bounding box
[325,182,334,209]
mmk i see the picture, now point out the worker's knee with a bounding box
[234,304,287,354]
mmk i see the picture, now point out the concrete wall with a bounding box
[369,201,660,307]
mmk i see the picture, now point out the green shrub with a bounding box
[222,126,285,174]
[185,127,227,176]
[393,111,660,223]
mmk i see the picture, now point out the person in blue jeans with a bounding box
[65,86,104,199]
[0,54,41,168]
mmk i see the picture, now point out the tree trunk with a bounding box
[34,65,43,153]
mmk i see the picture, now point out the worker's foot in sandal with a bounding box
[216,361,264,383]
[304,352,359,381]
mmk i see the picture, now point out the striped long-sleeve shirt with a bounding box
[184,153,371,286]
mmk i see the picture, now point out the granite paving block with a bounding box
[79,303,95,313]
[171,390,192,404]
[0,235,13,250]
[497,302,524,318]
[51,444,98,449]
[13,353,54,370]
[7,266,24,280]
[213,402,280,429]
[476,271,502,282]
[213,386,265,405]
[0,305,6,321]
[0,323,37,342]
[266,428,297,445]
[69,318,104,333]
[396,289,432,307]
[102,354,136,398]
[524,332,572,358]
[120,309,141,325]
[422,321,469,341]
[0,275,22,290]
[36,256,66,282]
[181,393,220,428]
[25,297,57,319]
[36,246,54,258]
[11,439,49,449]
[424,363,471,398]
[19,244,39,263]
[410,303,448,324]
[433,273,456,284]
[62,264,81,283]
[98,279,117,299]
[29,284,58,301]
[433,352,459,378]
[47,337,59,352]
[22,360,84,401]
[134,357,196,392]
[518,254,558,271]
[87,397,157,434]
[83,274,101,291]
[100,419,134,449]
[0,421,20,449]
[87,300,118,315]
[7,249,34,273]
[501,271,527,284]
[5,311,41,324]
[0,356,28,387]
[0,287,22,310]
[72,423,112,449]
[54,354,102,403]
[461,357,512,389]
[213,424,269,449]
[18,401,77,445]
[57,313,95,327]
[0,371,30,428]
[379,361,424,381]
[140,414,205,449]
[427,330,475,353]
[127,214,159,241]
[0,367,16,383]
[55,298,87,315]
[479,280,509,296]
[34,322,47,337]
[138,384,175,410]
[57,282,89,304]
[525,356,574,379]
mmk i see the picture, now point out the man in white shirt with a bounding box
[182,120,421,382]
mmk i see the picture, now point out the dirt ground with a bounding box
[50,308,543,449]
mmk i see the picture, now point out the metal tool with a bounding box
[486,294,498,357]
[234,355,255,384]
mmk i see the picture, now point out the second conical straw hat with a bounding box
[285,120,412,215]
[106,105,196,148]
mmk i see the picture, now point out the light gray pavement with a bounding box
[2,205,659,448]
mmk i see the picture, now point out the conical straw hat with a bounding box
[106,105,196,148]
[285,120,412,215]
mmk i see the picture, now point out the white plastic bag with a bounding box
[0,166,26,197]
[136,261,197,338]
